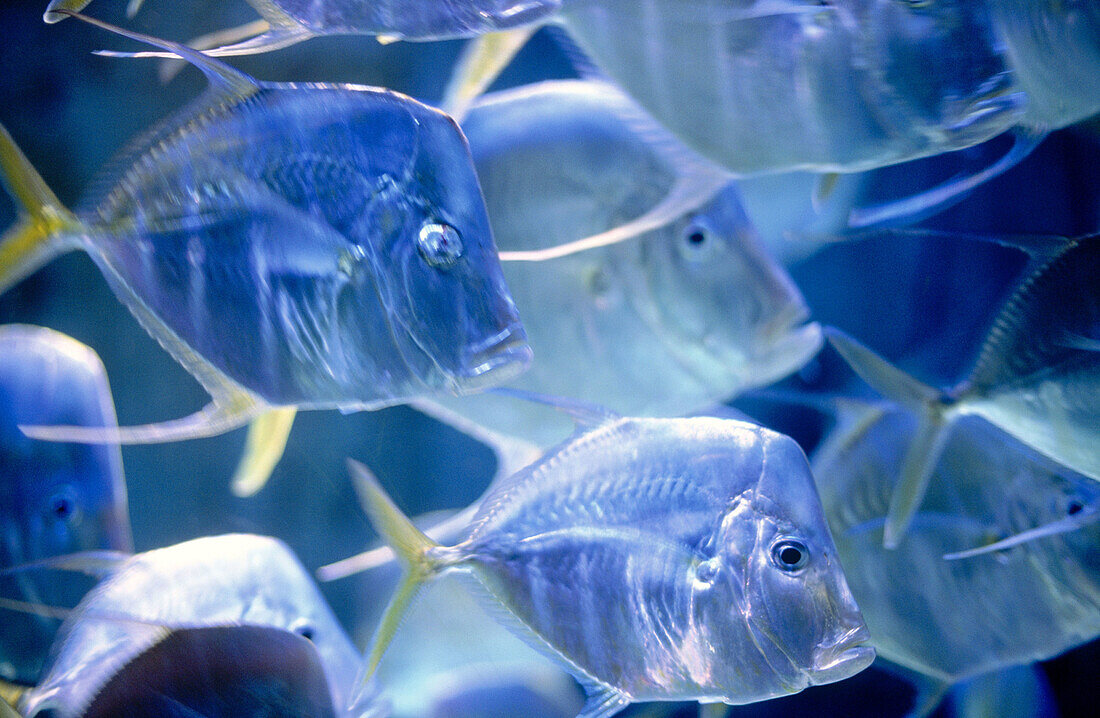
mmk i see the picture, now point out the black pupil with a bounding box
[687,230,706,245]
[296,625,315,641]
[52,496,73,520]
[1068,501,1084,515]
[779,545,803,566]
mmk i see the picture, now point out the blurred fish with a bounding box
[812,404,1100,713]
[0,13,530,495]
[75,625,340,718]
[350,398,873,717]
[12,534,385,718]
[44,0,563,41]
[826,233,1099,547]
[431,80,820,447]
[0,324,132,685]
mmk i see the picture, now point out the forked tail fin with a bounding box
[825,327,955,548]
[345,459,450,704]
[0,123,82,296]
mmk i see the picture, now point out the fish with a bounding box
[0,12,530,495]
[825,233,1099,547]
[43,0,564,42]
[430,80,821,447]
[10,534,386,718]
[72,625,340,718]
[0,324,133,685]
[106,2,1081,229]
[350,397,874,718]
[811,403,1100,712]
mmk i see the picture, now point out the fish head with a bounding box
[374,106,531,396]
[862,0,1022,148]
[637,183,821,393]
[715,431,873,695]
[0,326,132,569]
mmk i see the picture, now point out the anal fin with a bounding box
[230,407,298,497]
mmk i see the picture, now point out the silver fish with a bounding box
[351,402,873,718]
[431,80,820,447]
[15,534,385,718]
[73,625,340,718]
[813,404,1100,704]
[826,234,1100,547]
[0,324,132,685]
[0,13,529,489]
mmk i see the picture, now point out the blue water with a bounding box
[1,1,1097,716]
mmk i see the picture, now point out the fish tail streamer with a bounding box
[0,123,82,296]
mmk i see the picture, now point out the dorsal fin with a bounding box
[57,10,261,100]
[442,27,540,122]
[967,236,1099,392]
[488,388,620,430]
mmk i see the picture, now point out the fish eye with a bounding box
[47,489,78,523]
[678,218,716,260]
[771,539,809,572]
[290,619,316,642]
[1068,500,1084,516]
[417,222,464,268]
[694,557,720,587]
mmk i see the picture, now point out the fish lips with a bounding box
[808,625,876,685]
[454,322,533,393]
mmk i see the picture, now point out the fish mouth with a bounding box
[455,323,533,393]
[809,626,875,685]
[748,315,823,387]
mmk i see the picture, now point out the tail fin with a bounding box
[825,328,955,548]
[0,123,82,296]
[346,459,449,696]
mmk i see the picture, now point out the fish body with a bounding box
[357,413,873,715]
[256,0,562,40]
[433,81,820,446]
[0,325,132,685]
[19,534,383,718]
[0,14,530,456]
[83,85,526,408]
[556,0,1021,175]
[77,625,339,718]
[814,407,1100,683]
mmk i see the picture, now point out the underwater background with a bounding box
[1,1,1098,716]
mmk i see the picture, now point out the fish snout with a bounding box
[809,624,875,685]
[456,323,532,392]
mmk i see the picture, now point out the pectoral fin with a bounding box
[230,407,298,497]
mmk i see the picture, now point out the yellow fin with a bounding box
[0,683,25,718]
[442,27,537,121]
[0,123,81,295]
[230,407,298,497]
[346,459,445,690]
